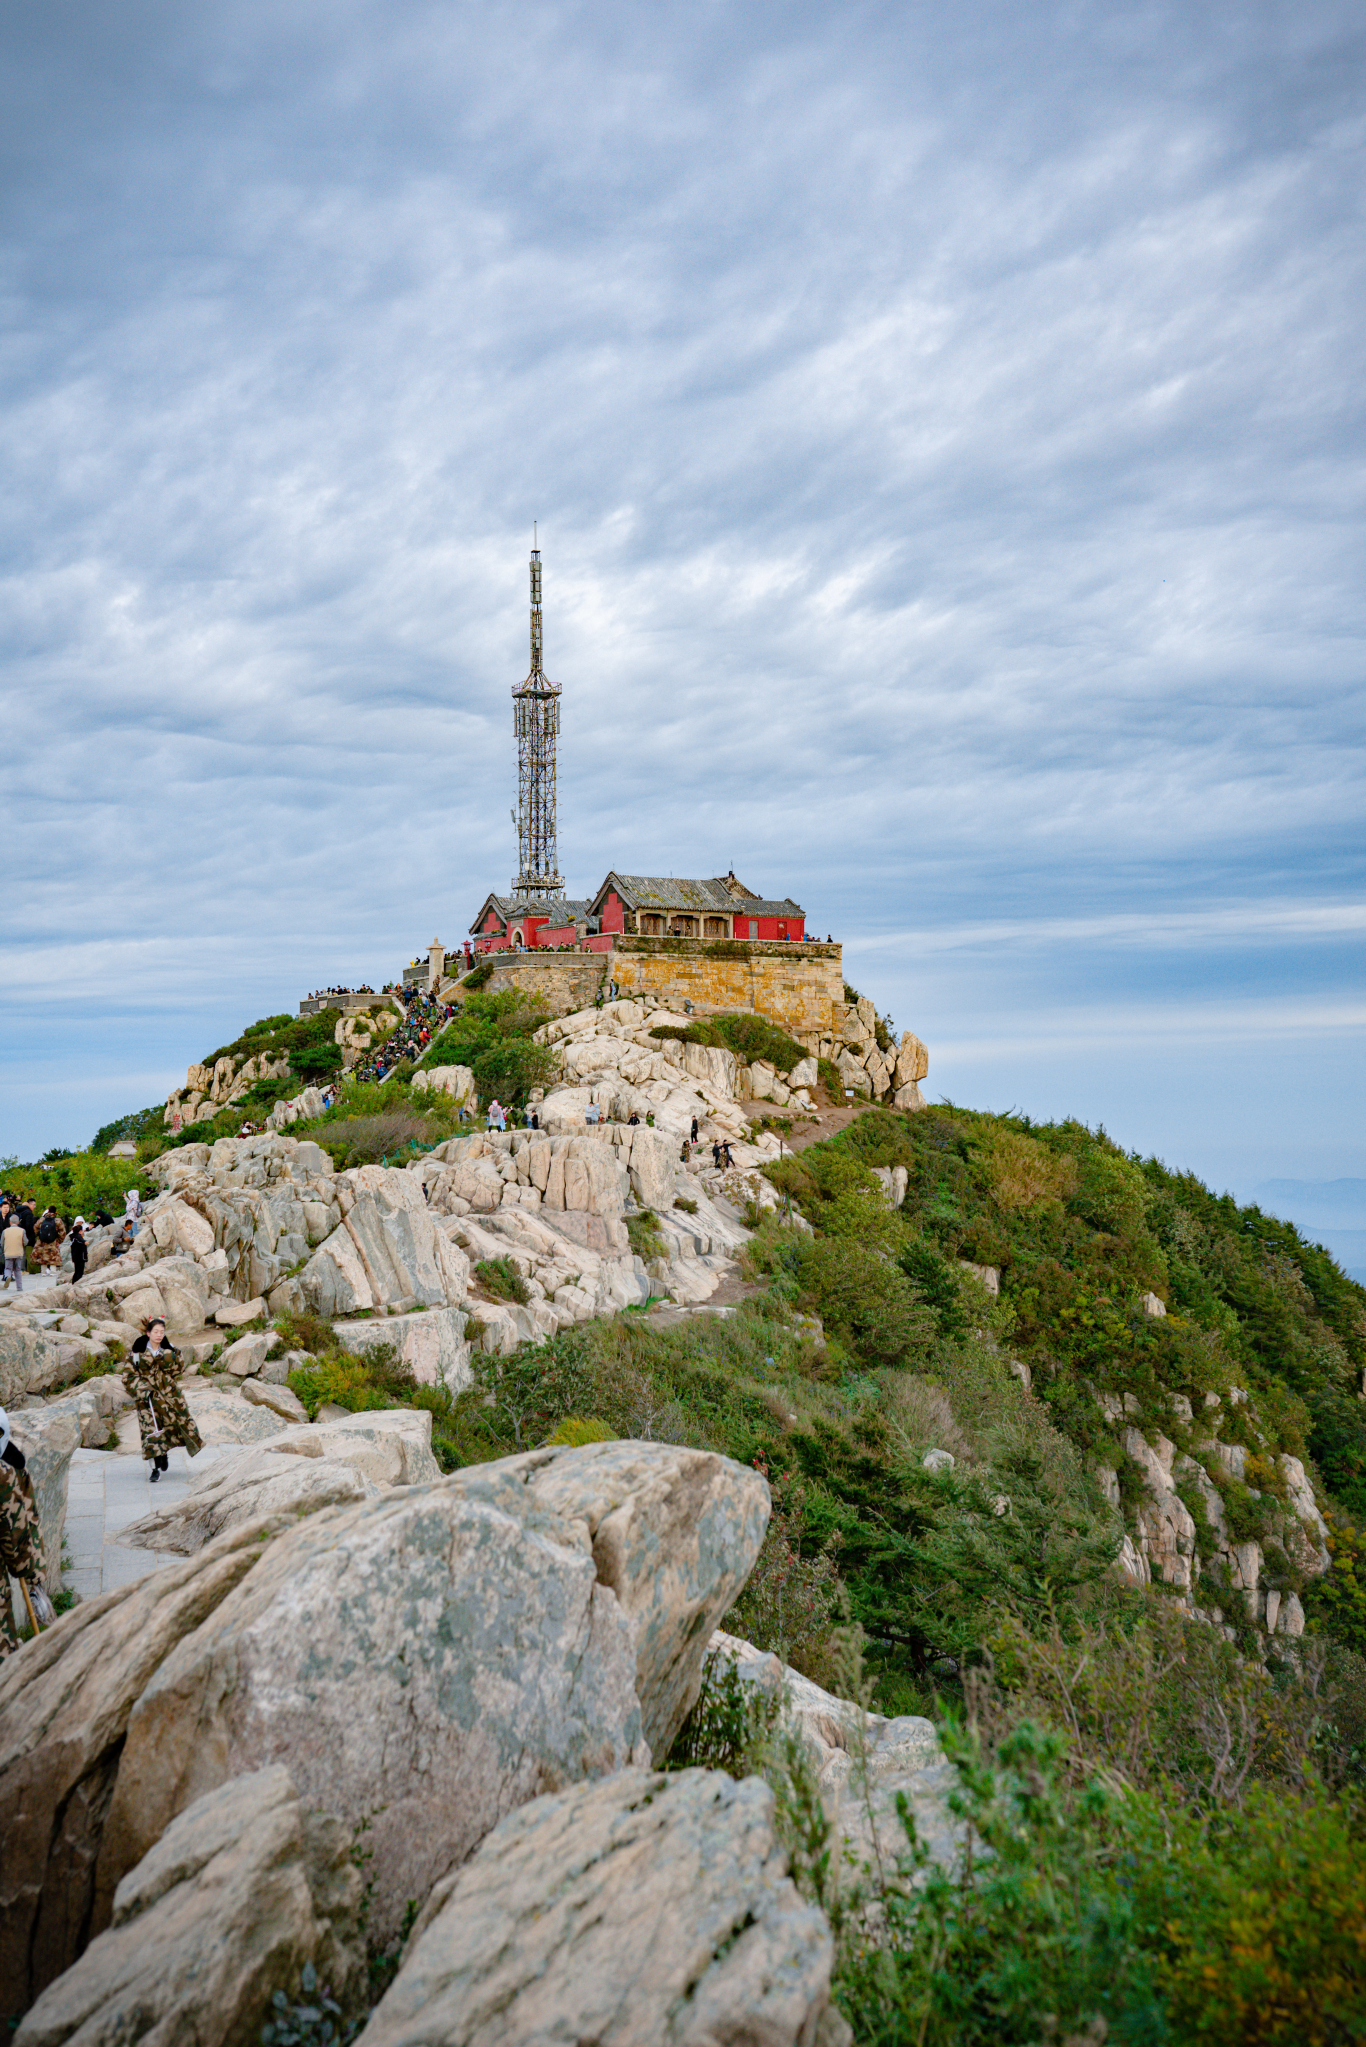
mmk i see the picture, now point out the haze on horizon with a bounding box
[1,1,1362,1224]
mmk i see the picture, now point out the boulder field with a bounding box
[0,1415,967,2045]
[0,1434,883,2046]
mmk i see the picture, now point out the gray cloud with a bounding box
[2,0,1363,1180]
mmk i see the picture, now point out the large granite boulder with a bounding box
[118,1447,381,1555]
[1,1441,770,2017]
[334,1303,473,1393]
[13,1767,364,2047]
[297,1184,467,1318]
[97,1475,649,1946]
[0,1324,73,1405]
[357,1768,833,2047]
[514,1439,771,1756]
[0,1518,281,2018]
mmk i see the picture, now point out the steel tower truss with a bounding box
[512,533,564,898]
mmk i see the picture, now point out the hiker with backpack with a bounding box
[33,1208,65,1271]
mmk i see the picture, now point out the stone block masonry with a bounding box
[475,938,843,1045]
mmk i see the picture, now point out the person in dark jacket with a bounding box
[122,1317,202,1480]
[68,1221,88,1281]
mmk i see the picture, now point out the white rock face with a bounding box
[13,1766,364,2047]
[9,1438,763,1981]
[709,1631,963,1889]
[334,1303,474,1393]
[357,1768,833,2047]
[411,1063,476,1102]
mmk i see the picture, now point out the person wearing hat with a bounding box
[121,1316,202,1481]
[0,1408,50,1659]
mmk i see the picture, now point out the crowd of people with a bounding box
[1,1186,146,1293]
[351,989,460,1086]
[307,983,376,1000]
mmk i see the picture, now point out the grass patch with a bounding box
[650,1010,809,1074]
[474,1256,530,1305]
[626,1211,667,1262]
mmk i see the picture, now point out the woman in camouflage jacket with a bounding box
[121,1316,203,1480]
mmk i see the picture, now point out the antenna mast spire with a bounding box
[512,527,563,898]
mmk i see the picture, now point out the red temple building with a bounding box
[470,870,805,954]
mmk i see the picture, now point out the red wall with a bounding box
[732,915,805,940]
[599,891,626,934]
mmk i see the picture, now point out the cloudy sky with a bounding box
[2,1,1363,1232]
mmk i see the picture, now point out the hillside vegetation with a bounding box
[8,984,1366,2040]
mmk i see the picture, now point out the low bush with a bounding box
[625,1212,667,1263]
[474,1256,530,1305]
[832,1712,1366,2046]
[649,1010,810,1074]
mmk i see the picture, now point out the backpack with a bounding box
[37,1214,58,1243]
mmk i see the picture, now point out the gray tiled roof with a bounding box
[471,894,593,931]
[596,872,801,915]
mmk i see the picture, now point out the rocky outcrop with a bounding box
[509,1440,772,1757]
[334,1302,474,1392]
[89,1441,766,1950]
[0,1517,283,2015]
[116,1442,384,1555]
[357,1768,834,2047]
[13,1767,364,2047]
[410,1063,476,1103]
[709,1631,963,1888]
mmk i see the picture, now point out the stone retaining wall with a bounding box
[474,940,842,1044]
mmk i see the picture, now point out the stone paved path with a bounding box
[64,1444,234,1602]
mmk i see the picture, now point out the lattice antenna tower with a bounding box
[511,523,563,898]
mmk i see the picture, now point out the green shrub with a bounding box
[625,1212,667,1263]
[831,1713,1366,2046]
[416,987,555,1107]
[474,1256,530,1305]
[287,1345,412,1419]
[649,1010,809,1074]
[544,1415,617,1446]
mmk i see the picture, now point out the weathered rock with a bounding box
[266,1409,441,1487]
[0,1325,73,1405]
[893,1032,929,1086]
[240,1377,309,1423]
[299,1179,468,1318]
[334,1303,473,1393]
[13,1767,364,2047]
[148,1198,216,1262]
[98,1469,650,1946]
[219,1332,275,1378]
[357,1768,833,2047]
[181,1387,291,1447]
[7,1409,80,1596]
[119,1443,382,1554]
[504,1439,771,1757]
[411,1064,476,1103]
[787,1056,818,1091]
[709,1631,962,1896]
[213,1296,268,1326]
[618,1125,678,1213]
[0,1518,284,2016]
[890,1081,926,1112]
